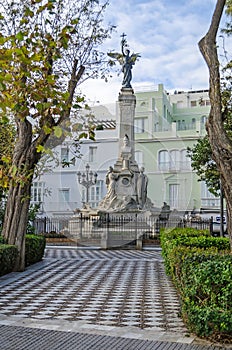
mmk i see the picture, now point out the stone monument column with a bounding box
[118,88,136,161]
[98,33,152,212]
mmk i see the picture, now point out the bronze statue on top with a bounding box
[108,33,140,89]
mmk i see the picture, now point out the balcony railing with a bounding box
[158,161,191,172]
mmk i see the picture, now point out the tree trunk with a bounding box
[1,61,85,271]
[2,118,38,271]
[2,182,31,271]
[199,0,232,250]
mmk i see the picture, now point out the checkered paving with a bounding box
[45,247,163,261]
[0,248,186,332]
[0,325,224,350]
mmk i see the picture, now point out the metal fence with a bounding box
[33,214,214,248]
[33,216,71,235]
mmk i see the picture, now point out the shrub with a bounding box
[0,235,6,244]
[160,228,229,275]
[160,228,232,340]
[160,227,210,241]
[25,234,46,267]
[0,244,18,276]
[181,255,232,337]
[160,228,208,274]
[176,236,230,250]
[26,204,41,235]
[166,246,226,286]
[160,227,210,258]
[42,231,67,239]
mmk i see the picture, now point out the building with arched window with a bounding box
[32,84,216,217]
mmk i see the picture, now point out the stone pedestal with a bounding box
[118,88,136,160]
[98,87,155,215]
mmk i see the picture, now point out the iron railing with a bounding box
[33,213,213,239]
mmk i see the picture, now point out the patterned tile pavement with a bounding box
[0,247,184,331]
[0,247,230,349]
[0,324,226,350]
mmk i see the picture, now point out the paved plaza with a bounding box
[0,247,229,349]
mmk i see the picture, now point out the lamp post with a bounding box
[77,164,98,206]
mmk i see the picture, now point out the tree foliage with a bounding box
[187,137,220,196]
[0,0,114,270]
[0,0,114,150]
[0,120,15,193]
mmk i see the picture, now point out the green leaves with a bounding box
[0,120,15,191]
[160,228,232,339]
[53,126,62,138]
[187,136,220,195]
[15,31,24,41]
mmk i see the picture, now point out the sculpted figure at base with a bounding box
[120,134,132,170]
[159,202,171,221]
[137,167,148,209]
[99,163,138,212]
[99,166,118,209]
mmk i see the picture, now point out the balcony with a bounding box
[154,121,206,138]
[158,162,191,172]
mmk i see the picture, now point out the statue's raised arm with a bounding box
[107,33,140,89]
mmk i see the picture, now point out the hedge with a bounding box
[0,234,46,276]
[160,228,232,340]
[160,227,211,275]
[181,255,232,337]
[165,246,225,286]
[0,235,6,244]
[25,234,46,266]
[42,232,67,239]
[0,244,18,276]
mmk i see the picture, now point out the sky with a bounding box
[80,0,220,106]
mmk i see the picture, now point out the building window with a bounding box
[61,147,69,163]
[158,150,170,171]
[135,151,144,167]
[163,105,167,119]
[191,118,196,128]
[201,115,207,125]
[181,149,191,170]
[201,182,219,207]
[191,100,197,107]
[169,184,179,208]
[177,120,186,130]
[159,149,191,172]
[170,150,180,171]
[200,99,210,106]
[176,101,184,108]
[31,182,44,203]
[89,146,97,162]
[59,188,70,202]
[134,118,146,133]
[82,180,104,208]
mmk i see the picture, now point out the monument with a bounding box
[98,34,154,213]
[69,35,159,249]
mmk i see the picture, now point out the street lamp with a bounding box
[77,164,98,206]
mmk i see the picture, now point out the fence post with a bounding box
[43,217,47,233]
[210,216,213,236]
[136,213,142,250]
[106,213,109,248]
[155,218,160,236]
[101,213,109,249]
[80,213,83,239]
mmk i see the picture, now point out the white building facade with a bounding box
[32,85,217,217]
